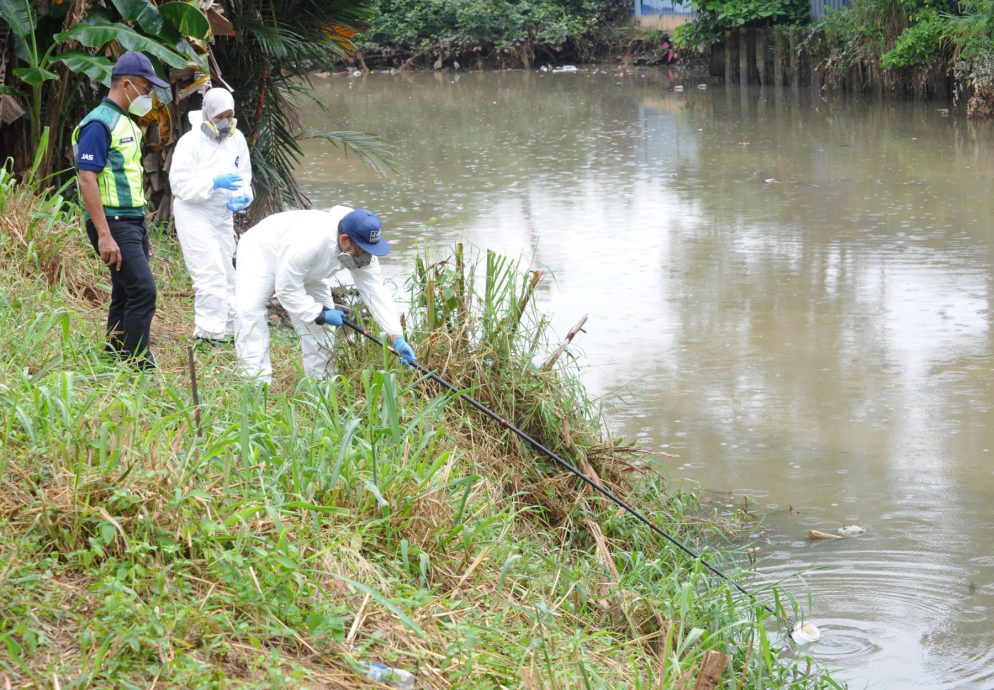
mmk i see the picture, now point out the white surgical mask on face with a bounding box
[126,81,153,117]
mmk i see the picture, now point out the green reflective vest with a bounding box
[72,99,146,217]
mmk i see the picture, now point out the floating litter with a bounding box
[837,525,866,536]
[790,622,821,645]
[808,529,842,541]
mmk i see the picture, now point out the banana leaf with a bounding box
[56,23,190,70]
[12,66,58,87]
[0,0,35,40]
[108,0,165,36]
[159,2,211,41]
[52,51,115,87]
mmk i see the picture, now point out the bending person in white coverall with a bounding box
[234,206,417,382]
[169,88,253,342]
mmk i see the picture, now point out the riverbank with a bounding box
[353,20,682,71]
[0,170,839,688]
[675,0,994,115]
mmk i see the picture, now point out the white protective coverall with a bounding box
[234,205,403,382]
[169,89,253,339]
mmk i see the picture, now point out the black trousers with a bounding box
[86,216,157,368]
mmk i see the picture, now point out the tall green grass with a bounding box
[0,174,842,689]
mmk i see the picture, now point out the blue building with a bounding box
[631,0,696,30]
[809,0,851,20]
[632,0,851,26]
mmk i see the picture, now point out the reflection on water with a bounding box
[297,71,994,689]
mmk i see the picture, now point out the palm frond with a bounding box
[307,130,399,177]
[214,0,380,218]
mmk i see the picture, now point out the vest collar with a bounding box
[101,97,128,116]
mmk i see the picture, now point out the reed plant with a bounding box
[0,175,842,688]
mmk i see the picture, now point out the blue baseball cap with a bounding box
[112,51,168,89]
[340,209,390,256]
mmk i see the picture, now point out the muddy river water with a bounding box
[296,70,994,689]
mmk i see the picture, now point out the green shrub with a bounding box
[943,0,994,62]
[881,9,946,68]
[674,0,809,48]
[357,0,626,58]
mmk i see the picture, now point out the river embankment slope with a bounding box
[0,172,840,688]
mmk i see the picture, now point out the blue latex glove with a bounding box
[393,336,416,367]
[213,173,242,191]
[226,195,250,212]
[315,307,344,327]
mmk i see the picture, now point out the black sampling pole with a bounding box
[341,317,780,620]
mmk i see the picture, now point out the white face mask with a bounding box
[126,81,153,117]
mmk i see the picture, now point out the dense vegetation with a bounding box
[808,0,994,109]
[0,0,388,217]
[0,165,842,687]
[673,0,809,48]
[354,0,633,68]
[673,0,994,110]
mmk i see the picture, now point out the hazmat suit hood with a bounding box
[202,88,235,121]
[187,88,236,128]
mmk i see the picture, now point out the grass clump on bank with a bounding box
[0,169,842,688]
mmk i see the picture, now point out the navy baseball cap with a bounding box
[112,51,168,89]
[340,209,390,256]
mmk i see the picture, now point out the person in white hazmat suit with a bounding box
[169,88,253,342]
[234,205,417,382]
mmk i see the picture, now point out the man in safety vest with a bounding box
[73,51,167,370]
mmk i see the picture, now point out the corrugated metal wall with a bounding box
[809,0,851,21]
[630,0,848,22]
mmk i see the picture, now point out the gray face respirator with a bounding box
[201,117,237,143]
[339,251,372,270]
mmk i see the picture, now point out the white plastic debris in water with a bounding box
[553,65,578,73]
[674,85,684,92]
[351,70,363,78]
[838,525,866,536]
[697,83,707,90]
[790,621,821,645]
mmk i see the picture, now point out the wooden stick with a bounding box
[508,270,542,334]
[585,519,620,597]
[542,314,588,371]
[694,650,730,690]
[346,592,370,646]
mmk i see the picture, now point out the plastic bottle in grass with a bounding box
[364,663,415,689]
